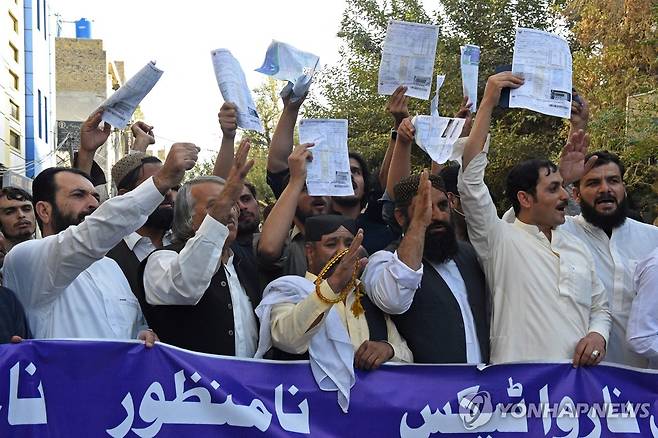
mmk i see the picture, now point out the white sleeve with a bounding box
[361,250,423,314]
[144,215,229,305]
[4,177,164,310]
[626,253,658,359]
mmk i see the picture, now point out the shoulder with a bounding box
[625,218,658,238]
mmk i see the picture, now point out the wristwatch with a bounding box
[390,129,397,140]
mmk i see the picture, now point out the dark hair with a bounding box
[575,150,625,187]
[117,156,162,191]
[32,167,92,229]
[506,159,558,215]
[439,164,460,196]
[0,186,32,203]
[348,152,370,207]
[244,181,257,199]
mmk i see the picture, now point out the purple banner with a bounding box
[1,340,658,437]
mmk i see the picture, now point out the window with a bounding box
[9,131,20,150]
[37,90,42,139]
[9,12,18,33]
[9,43,18,62]
[44,96,48,142]
[9,70,19,90]
[9,100,19,120]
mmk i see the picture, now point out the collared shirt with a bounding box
[3,177,163,339]
[362,250,482,364]
[124,230,173,262]
[143,215,258,358]
[626,248,658,368]
[457,152,611,364]
[257,225,307,283]
[561,215,658,367]
[269,272,413,362]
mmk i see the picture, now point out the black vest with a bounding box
[106,240,144,304]
[137,242,262,356]
[391,241,490,363]
[269,293,389,361]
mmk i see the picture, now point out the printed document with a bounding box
[378,20,439,100]
[412,115,465,164]
[510,28,572,118]
[211,49,264,133]
[256,40,320,102]
[100,61,163,129]
[430,74,446,116]
[298,119,353,197]
[460,45,480,112]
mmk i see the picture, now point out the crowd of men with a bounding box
[1,71,657,381]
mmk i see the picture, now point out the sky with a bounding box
[53,0,347,159]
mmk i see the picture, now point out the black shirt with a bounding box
[0,287,31,343]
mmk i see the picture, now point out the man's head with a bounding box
[113,153,173,230]
[172,176,238,245]
[237,182,260,236]
[304,214,358,275]
[574,150,628,230]
[439,164,466,223]
[332,152,370,209]
[506,159,568,230]
[282,172,329,224]
[0,187,36,245]
[32,167,99,236]
[394,174,459,264]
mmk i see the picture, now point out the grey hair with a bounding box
[172,175,226,242]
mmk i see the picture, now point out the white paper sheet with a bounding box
[256,40,320,103]
[430,74,446,116]
[378,20,440,100]
[100,61,163,128]
[211,49,264,133]
[460,45,480,112]
[509,28,572,118]
[298,119,353,197]
[412,115,466,164]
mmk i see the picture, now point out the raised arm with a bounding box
[130,121,156,153]
[4,142,197,309]
[257,143,312,261]
[213,102,238,178]
[267,93,306,173]
[75,108,111,176]
[379,86,409,189]
[385,117,415,199]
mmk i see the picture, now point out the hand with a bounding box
[288,143,314,186]
[387,85,410,128]
[218,102,238,139]
[282,90,307,113]
[10,336,23,344]
[570,92,589,132]
[482,72,524,107]
[207,138,254,224]
[138,329,159,348]
[559,129,596,185]
[573,332,606,367]
[131,121,155,152]
[410,170,432,228]
[354,340,394,370]
[153,142,200,194]
[327,229,368,293]
[80,107,111,154]
[454,96,474,137]
[397,117,415,145]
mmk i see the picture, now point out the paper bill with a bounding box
[509,28,572,118]
[100,61,163,128]
[256,40,320,102]
[430,74,446,116]
[460,44,480,112]
[211,49,263,133]
[378,20,440,100]
[298,119,353,197]
[412,115,466,164]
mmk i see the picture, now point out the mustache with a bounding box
[595,194,617,204]
[427,220,451,232]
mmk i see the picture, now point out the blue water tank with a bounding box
[75,18,91,39]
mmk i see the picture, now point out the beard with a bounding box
[144,205,173,230]
[237,215,259,235]
[332,195,361,208]
[52,206,89,234]
[580,194,628,231]
[423,220,459,264]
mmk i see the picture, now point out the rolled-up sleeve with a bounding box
[362,250,423,314]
